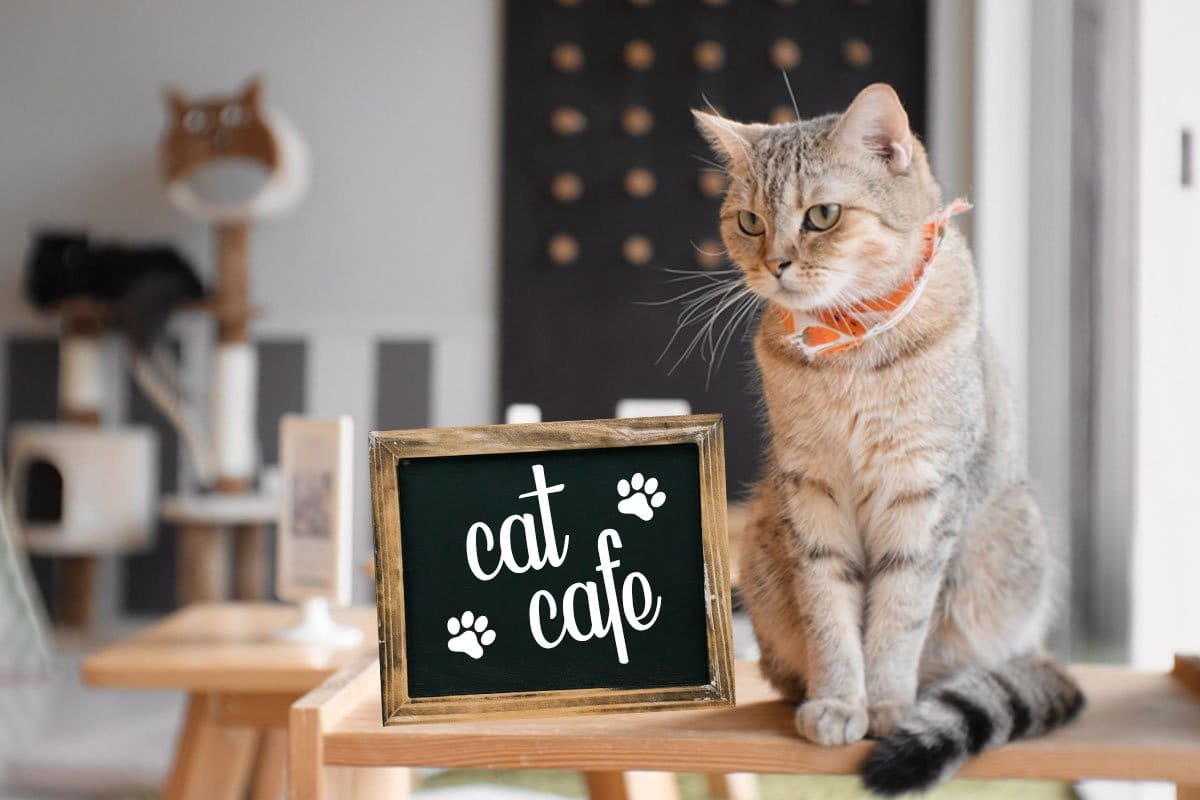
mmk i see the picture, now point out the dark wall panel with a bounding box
[3,337,60,615]
[376,341,432,431]
[122,342,181,614]
[255,338,308,600]
[257,340,308,466]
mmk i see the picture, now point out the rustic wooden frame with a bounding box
[368,414,734,724]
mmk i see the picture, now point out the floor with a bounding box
[0,622,182,799]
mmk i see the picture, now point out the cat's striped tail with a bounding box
[860,654,1085,797]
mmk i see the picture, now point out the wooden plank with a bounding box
[584,771,679,800]
[1173,654,1200,697]
[212,692,297,728]
[164,694,259,800]
[252,728,288,800]
[81,603,376,693]
[290,652,381,800]
[328,766,413,799]
[313,661,1200,785]
[705,772,759,800]
[162,694,206,800]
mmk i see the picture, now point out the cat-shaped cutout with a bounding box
[159,76,309,223]
[160,77,279,184]
[161,77,278,184]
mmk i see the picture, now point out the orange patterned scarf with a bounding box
[782,198,972,358]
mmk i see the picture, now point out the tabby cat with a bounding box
[694,84,1083,795]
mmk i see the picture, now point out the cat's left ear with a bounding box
[833,83,913,175]
[693,110,770,173]
[164,87,189,117]
[239,76,264,109]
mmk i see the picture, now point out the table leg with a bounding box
[705,772,759,800]
[252,728,289,800]
[177,523,228,604]
[585,771,679,800]
[326,766,413,799]
[234,522,269,600]
[164,694,259,800]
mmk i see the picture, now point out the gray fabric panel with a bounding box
[3,337,59,615]
[375,341,432,430]
[255,338,307,601]
[122,341,181,613]
[256,340,307,466]
[4,337,58,432]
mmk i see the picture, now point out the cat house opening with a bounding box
[20,458,63,524]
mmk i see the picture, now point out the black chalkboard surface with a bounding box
[369,415,733,723]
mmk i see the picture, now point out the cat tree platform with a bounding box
[161,493,279,604]
[290,656,1200,800]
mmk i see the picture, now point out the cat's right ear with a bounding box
[693,110,767,173]
[833,83,913,175]
[164,87,189,117]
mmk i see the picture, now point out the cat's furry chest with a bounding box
[754,310,984,498]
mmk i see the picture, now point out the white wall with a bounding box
[972,0,1031,426]
[0,1,502,599]
[969,0,1078,655]
[1131,0,1200,669]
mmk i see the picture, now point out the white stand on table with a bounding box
[274,598,363,648]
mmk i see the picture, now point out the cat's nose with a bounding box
[773,260,793,276]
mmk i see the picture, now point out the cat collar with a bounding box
[781,198,972,358]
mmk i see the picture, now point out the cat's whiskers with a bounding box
[690,240,728,257]
[781,68,802,122]
[713,293,763,376]
[666,280,761,385]
[651,273,752,375]
[692,155,727,172]
[651,277,744,356]
[637,277,738,307]
[672,289,750,377]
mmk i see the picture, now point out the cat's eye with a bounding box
[803,203,842,232]
[182,108,209,134]
[737,210,766,236]
[219,103,246,127]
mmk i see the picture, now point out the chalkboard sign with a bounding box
[369,415,733,723]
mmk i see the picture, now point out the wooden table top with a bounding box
[314,660,1200,784]
[82,603,377,694]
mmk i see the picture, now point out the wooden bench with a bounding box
[290,655,1200,800]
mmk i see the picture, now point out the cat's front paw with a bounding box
[795,698,868,746]
[867,700,911,738]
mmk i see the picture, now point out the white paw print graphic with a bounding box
[446,610,496,660]
[616,472,667,521]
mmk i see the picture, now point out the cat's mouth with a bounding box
[773,269,849,311]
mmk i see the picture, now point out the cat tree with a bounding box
[5,299,158,627]
[156,76,309,603]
